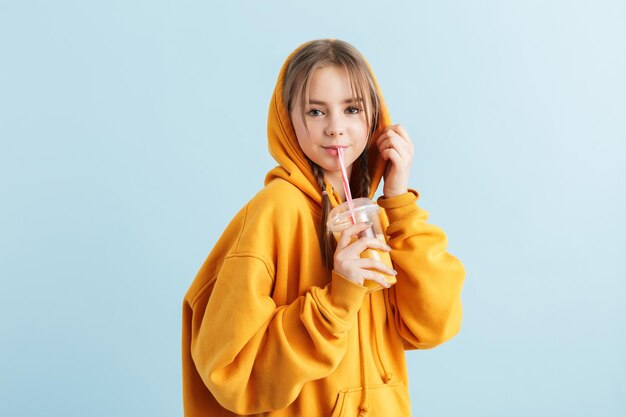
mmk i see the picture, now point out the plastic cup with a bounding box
[326,197,397,292]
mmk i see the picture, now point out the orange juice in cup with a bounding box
[327,198,396,292]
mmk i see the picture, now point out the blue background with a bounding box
[1,1,624,416]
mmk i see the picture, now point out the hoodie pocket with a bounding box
[329,383,411,417]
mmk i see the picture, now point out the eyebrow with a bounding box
[308,98,363,105]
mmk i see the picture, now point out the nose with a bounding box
[324,127,344,136]
[324,115,344,136]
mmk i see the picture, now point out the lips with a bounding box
[323,145,348,156]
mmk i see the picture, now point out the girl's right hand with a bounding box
[333,222,397,288]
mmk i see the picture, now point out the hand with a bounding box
[333,222,397,288]
[375,124,414,198]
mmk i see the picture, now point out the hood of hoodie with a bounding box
[264,40,392,208]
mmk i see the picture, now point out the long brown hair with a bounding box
[282,39,381,270]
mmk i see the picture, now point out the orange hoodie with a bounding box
[182,41,465,417]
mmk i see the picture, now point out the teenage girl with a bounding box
[182,39,465,417]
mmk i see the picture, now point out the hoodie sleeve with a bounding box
[378,189,466,349]
[189,254,367,415]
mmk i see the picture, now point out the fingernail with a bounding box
[385,245,392,251]
[392,269,398,275]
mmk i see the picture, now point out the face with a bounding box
[290,65,370,181]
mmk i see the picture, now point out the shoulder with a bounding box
[247,178,313,218]
[235,179,316,248]
[217,180,317,275]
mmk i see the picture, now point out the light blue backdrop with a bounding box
[1,1,624,416]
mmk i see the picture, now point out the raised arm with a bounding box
[378,190,466,349]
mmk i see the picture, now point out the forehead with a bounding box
[307,65,355,101]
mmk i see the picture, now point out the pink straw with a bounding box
[337,147,357,225]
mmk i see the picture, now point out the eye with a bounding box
[306,109,324,116]
[346,106,361,114]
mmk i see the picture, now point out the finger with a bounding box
[382,134,413,157]
[377,139,388,155]
[379,131,411,154]
[377,135,397,155]
[376,128,395,147]
[345,237,392,257]
[388,147,403,165]
[389,124,411,142]
[336,222,373,250]
[362,270,393,288]
[379,147,402,166]
[353,258,397,276]
[374,129,389,144]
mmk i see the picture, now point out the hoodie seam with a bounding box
[310,287,351,332]
[385,209,420,235]
[230,202,276,277]
[189,275,218,308]
[224,253,275,279]
[234,203,250,254]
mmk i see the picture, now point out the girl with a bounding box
[182,39,465,417]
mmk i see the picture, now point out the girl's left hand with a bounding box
[375,124,414,198]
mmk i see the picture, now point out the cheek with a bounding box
[293,125,306,144]
[352,120,370,145]
[298,122,326,143]
[291,115,309,142]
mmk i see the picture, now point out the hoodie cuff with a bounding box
[377,189,420,223]
[313,270,367,332]
[329,270,368,320]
